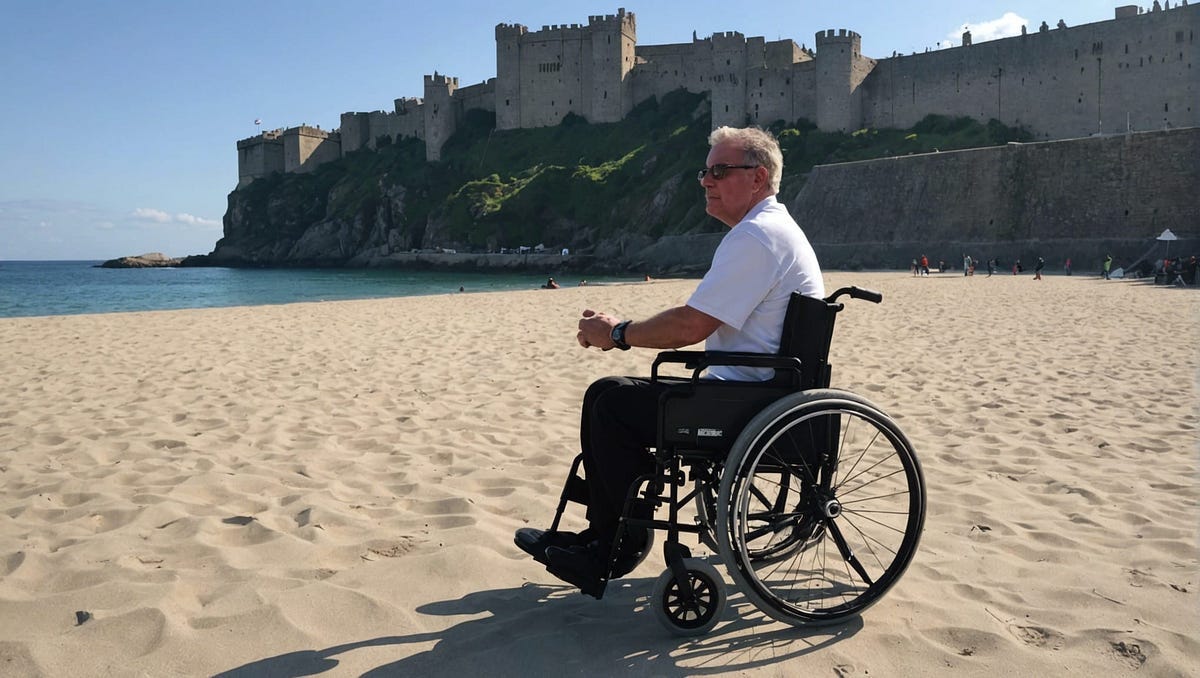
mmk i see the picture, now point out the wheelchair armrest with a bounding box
[652,350,802,382]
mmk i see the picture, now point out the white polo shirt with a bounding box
[686,195,824,381]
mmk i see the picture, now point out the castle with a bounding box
[237,3,1197,187]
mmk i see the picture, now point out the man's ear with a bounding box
[754,166,770,191]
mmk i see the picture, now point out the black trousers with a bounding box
[578,375,676,541]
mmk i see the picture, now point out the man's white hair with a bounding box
[708,126,783,193]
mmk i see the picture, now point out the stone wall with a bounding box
[282,126,340,174]
[788,126,1200,270]
[860,5,1198,138]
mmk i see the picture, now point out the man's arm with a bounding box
[577,305,722,350]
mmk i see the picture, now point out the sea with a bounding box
[0,261,632,319]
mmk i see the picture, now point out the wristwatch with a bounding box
[610,320,632,350]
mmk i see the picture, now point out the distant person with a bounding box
[962,254,971,277]
[542,277,561,289]
[1034,257,1045,280]
[920,254,930,276]
[1103,254,1113,280]
[911,258,919,276]
[1064,257,1072,276]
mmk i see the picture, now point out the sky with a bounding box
[0,0,1128,260]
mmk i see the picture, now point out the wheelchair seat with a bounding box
[652,289,848,455]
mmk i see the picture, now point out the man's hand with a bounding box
[577,309,620,350]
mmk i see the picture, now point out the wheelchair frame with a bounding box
[546,286,927,635]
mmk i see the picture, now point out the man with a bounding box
[514,126,824,596]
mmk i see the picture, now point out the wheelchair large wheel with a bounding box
[716,389,925,626]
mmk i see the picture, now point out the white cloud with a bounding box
[949,12,1029,46]
[132,208,220,229]
[175,212,221,228]
[132,207,173,223]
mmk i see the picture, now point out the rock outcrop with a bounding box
[98,253,182,268]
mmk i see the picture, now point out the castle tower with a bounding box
[815,29,864,132]
[494,23,527,130]
[339,112,370,156]
[236,130,284,187]
[423,72,458,161]
[711,31,749,127]
[586,8,637,123]
[281,126,341,174]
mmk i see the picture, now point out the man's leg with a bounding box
[543,375,670,595]
[579,375,669,541]
[515,375,664,567]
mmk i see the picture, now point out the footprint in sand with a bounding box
[1108,640,1148,668]
[1007,624,1064,650]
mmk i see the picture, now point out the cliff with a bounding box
[205,91,1196,273]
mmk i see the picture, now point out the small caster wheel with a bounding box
[651,558,726,636]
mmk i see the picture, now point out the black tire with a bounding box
[651,558,726,636]
[716,389,925,626]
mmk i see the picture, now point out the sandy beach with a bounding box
[1,271,1196,676]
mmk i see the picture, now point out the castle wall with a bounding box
[236,131,284,187]
[514,24,587,127]
[282,126,340,174]
[861,5,1198,137]
[456,79,497,115]
[630,41,703,104]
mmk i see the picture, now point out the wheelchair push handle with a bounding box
[827,286,883,304]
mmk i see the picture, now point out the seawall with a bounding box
[790,127,1200,271]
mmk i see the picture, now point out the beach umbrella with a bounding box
[1157,228,1178,259]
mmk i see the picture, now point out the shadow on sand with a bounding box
[214,577,862,677]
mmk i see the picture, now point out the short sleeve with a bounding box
[686,229,777,331]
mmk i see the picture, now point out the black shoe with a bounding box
[544,540,609,598]
[514,527,591,566]
[544,528,653,598]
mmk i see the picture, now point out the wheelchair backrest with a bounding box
[777,292,841,390]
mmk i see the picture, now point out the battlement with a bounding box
[282,125,333,139]
[712,31,747,51]
[495,22,527,39]
[425,73,459,88]
[815,28,861,44]
[236,129,283,148]
[587,7,635,33]
[394,97,422,114]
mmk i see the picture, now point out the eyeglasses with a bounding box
[697,164,759,181]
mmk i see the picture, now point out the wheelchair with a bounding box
[545,286,926,635]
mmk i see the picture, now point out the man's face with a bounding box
[701,141,765,227]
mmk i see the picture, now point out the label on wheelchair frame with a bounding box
[697,428,724,438]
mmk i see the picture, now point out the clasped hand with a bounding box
[577,309,620,350]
